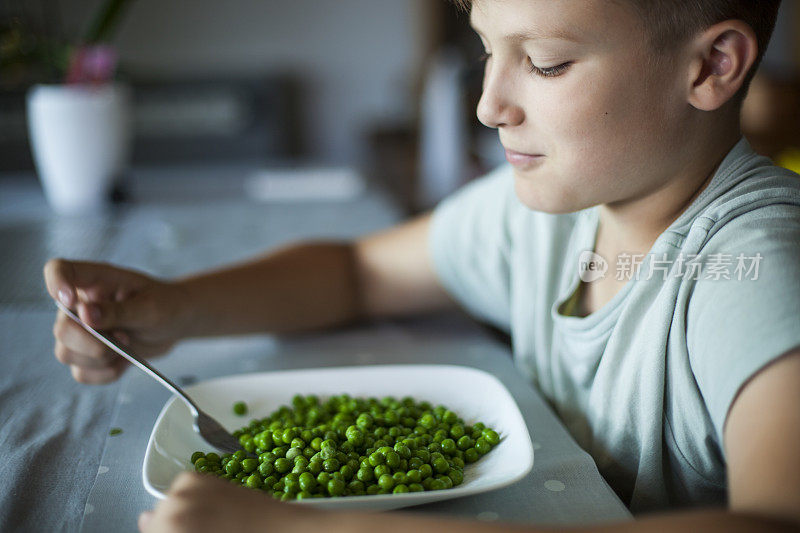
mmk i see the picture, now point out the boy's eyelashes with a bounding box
[528,59,572,78]
[477,52,572,79]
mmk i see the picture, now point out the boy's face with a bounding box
[471,0,690,214]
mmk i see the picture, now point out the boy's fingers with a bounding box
[55,342,116,369]
[44,258,78,306]
[54,312,112,360]
[77,292,156,331]
[138,511,153,532]
[43,258,149,308]
[70,360,126,384]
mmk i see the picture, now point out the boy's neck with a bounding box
[596,126,742,257]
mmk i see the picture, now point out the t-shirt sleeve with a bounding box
[428,164,518,332]
[687,204,800,449]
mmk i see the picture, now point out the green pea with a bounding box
[285,447,303,461]
[392,472,407,485]
[457,435,474,451]
[385,451,401,470]
[190,452,205,465]
[393,443,411,459]
[431,429,447,443]
[465,448,479,463]
[284,474,301,494]
[450,424,465,439]
[475,437,491,455]
[448,468,464,486]
[340,464,354,481]
[323,458,340,473]
[272,446,288,458]
[419,414,436,429]
[254,431,274,450]
[258,462,274,477]
[408,483,424,492]
[224,460,241,475]
[328,478,345,496]
[245,474,261,489]
[433,457,449,474]
[274,457,292,474]
[419,464,433,479]
[317,472,331,485]
[282,428,297,445]
[483,429,500,446]
[427,442,442,454]
[356,413,373,430]
[356,467,374,482]
[241,458,258,474]
[378,473,394,490]
[429,478,447,490]
[441,438,457,454]
[258,452,275,464]
[233,401,248,416]
[347,480,365,495]
[204,452,220,464]
[374,464,391,478]
[308,460,323,475]
[368,452,385,467]
[438,474,453,489]
[232,450,246,462]
[393,484,409,494]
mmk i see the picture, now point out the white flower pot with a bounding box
[26,83,132,214]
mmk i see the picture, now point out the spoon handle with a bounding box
[54,300,201,416]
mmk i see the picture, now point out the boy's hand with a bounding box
[138,472,321,533]
[44,258,189,384]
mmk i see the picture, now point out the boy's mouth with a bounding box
[504,148,544,167]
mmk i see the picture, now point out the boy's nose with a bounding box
[476,70,524,129]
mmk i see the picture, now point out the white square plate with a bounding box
[143,364,533,510]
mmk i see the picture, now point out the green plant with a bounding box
[0,0,135,88]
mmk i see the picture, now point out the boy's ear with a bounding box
[685,20,759,111]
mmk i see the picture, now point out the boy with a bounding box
[44,0,800,531]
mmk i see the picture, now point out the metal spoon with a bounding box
[55,300,242,454]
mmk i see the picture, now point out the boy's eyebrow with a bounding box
[469,18,582,43]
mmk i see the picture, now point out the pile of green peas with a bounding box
[189,394,501,500]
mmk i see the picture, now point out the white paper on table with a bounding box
[244,167,365,202]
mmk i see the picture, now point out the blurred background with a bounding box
[1,0,799,215]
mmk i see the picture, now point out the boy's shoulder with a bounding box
[671,139,800,247]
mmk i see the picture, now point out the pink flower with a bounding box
[65,45,118,85]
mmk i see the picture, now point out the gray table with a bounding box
[0,166,631,532]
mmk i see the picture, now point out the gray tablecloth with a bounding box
[0,167,631,532]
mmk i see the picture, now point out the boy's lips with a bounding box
[504,148,544,167]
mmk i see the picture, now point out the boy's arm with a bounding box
[176,212,455,337]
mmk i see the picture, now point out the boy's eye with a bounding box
[478,53,571,79]
[527,58,572,78]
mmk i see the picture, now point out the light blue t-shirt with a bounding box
[429,137,800,513]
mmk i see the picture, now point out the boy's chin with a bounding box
[512,175,589,214]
